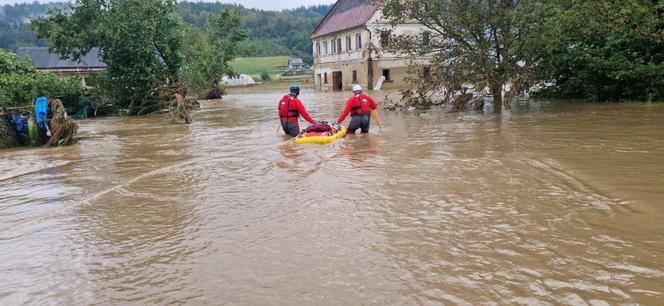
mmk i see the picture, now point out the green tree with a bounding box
[31,0,184,115]
[182,8,246,98]
[207,9,247,85]
[381,0,561,112]
[182,27,213,93]
[534,0,664,101]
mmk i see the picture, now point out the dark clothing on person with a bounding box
[347,114,371,134]
[278,94,314,136]
[338,93,377,134]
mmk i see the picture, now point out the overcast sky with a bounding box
[0,0,336,11]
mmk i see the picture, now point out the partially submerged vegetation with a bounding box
[32,0,187,116]
[31,0,246,116]
[381,0,664,112]
[0,98,78,149]
[0,49,84,149]
[0,0,249,150]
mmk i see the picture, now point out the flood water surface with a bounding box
[1,89,663,305]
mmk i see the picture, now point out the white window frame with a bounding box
[356,33,362,50]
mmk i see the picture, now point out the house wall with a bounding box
[312,10,430,92]
[37,68,105,88]
[313,26,368,91]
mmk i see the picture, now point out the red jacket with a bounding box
[278,95,314,123]
[338,93,378,123]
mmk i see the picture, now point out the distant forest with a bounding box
[0,1,330,64]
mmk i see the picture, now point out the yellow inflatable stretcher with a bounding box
[294,123,347,144]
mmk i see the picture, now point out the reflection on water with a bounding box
[1,91,663,304]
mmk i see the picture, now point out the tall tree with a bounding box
[207,9,247,88]
[32,0,184,115]
[182,8,246,98]
[381,0,561,112]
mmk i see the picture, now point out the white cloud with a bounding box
[0,0,336,11]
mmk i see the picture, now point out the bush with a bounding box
[0,49,87,111]
[260,70,271,81]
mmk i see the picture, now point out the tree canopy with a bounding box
[182,9,247,97]
[32,0,185,115]
[381,0,664,110]
[534,0,664,101]
[381,0,562,112]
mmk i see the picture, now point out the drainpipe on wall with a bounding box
[365,26,374,90]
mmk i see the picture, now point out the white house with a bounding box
[311,0,430,91]
[288,57,305,70]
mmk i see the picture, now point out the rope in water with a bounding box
[0,137,296,236]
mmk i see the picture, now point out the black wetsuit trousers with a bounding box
[348,114,370,134]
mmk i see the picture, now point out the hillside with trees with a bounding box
[0,1,329,64]
[179,3,329,64]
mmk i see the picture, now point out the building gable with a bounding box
[312,0,380,39]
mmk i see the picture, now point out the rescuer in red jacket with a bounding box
[278,85,315,136]
[337,84,378,134]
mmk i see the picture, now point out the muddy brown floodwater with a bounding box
[1,88,663,305]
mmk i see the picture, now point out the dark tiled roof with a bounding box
[289,57,304,65]
[312,0,380,38]
[16,47,106,69]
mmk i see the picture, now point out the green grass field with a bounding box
[230,56,289,76]
[230,56,313,83]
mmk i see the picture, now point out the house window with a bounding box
[331,40,336,54]
[336,38,341,53]
[324,72,328,84]
[352,70,357,82]
[356,33,362,50]
[324,41,328,55]
[346,36,351,52]
[422,31,431,46]
[316,42,320,56]
[380,31,390,48]
[382,69,390,81]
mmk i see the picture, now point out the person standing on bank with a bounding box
[336,84,378,134]
[278,85,315,137]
